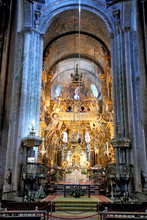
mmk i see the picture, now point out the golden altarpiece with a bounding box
[38,62,115,183]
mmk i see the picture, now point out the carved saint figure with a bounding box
[73,87,80,100]
[46,113,62,139]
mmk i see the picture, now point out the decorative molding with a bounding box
[34,3,43,28]
[112,9,120,30]
[110,26,134,36]
[106,0,131,7]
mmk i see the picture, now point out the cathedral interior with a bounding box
[0,0,147,209]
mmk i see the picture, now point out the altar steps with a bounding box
[55,200,98,212]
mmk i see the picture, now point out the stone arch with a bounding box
[44,31,110,55]
[49,54,104,75]
[43,33,109,73]
[37,1,115,35]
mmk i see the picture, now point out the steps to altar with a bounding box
[53,196,99,212]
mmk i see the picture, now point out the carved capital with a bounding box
[24,27,33,32]
[23,27,44,38]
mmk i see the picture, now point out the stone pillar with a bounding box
[111,22,147,192]
[136,0,147,153]
[136,0,147,192]
[0,0,14,199]
[124,26,147,192]
[110,28,130,185]
[19,29,43,137]
[3,29,44,197]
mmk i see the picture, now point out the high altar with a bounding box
[39,63,115,184]
[65,170,88,184]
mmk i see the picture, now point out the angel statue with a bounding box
[46,113,62,139]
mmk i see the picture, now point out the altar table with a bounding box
[63,184,90,198]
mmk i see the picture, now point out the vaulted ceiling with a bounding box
[43,9,111,76]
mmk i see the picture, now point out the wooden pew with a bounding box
[1,201,55,212]
[98,202,147,212]
[0,217,41,219]
[1,201,55,220]
[0,210,46,220]
[99,211,147,220]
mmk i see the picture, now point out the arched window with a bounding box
[55,85,62,97]
[90,84,98,98]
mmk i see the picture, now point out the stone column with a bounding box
[124,26,147,192]
[0,0,14,199]
[111,21,147,192]
[136,0,147,152]
[110,28,130,177]
[3,29,44,197]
